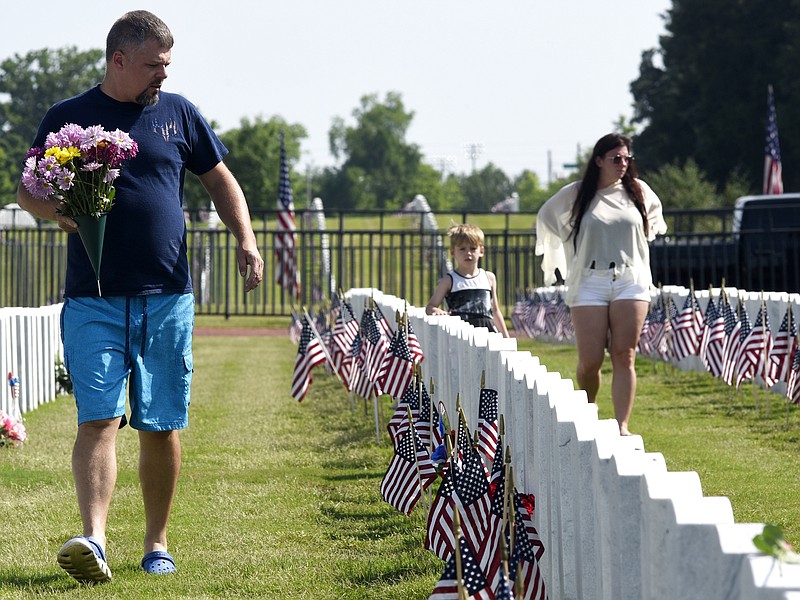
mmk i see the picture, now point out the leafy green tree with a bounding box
[184,116,306,213]
[0,47,104,203]
[321,92,423,210]
[455,163,512,211]
[646,159,718,210]
[631,0,800,193]
[513,170,545,212]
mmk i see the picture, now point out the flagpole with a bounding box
[407,405,429,513]
[786,307,795,427]
[453,508,468,600]
[762,292,770,417]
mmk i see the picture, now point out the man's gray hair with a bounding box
[106,10,174,61]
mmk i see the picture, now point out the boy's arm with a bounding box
[487,271,510,337]
[426,275,452,316]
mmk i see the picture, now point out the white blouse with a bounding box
[535,179,667,305]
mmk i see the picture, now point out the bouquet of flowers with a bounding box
[22,123,138,218]
[21,123,138,294]
[0,410,26,448]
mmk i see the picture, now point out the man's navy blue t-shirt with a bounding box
[32,85,227,298]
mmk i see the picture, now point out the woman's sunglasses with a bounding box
[608,154,634,164]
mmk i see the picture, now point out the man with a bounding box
[16,11,263,582]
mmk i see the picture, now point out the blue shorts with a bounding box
[61,294,194,431]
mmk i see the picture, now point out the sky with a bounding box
[0,1,672,185]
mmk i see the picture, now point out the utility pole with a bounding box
[463,142,484,173]
[430,155,457,181]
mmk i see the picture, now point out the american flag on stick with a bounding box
[453,446,492,560]
[736,303,773,389]
[425,461,457,561]
[769,306,797,385]
[378,328,416,401]
[700,293,726,378]
[786,341,800,405]
[274,135,300,298]
[380,417,438,516]
[429,509,493,600]
[290,317,327,402]
[672,288,703,361]
[476,387,499,467]
[764,84,784,195]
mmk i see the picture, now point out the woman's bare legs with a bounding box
[571,306,610,403]
[607,300,649,434]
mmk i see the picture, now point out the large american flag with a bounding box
[763,85,784,195]
[380,425,438,516]
[274,136,300,298]
[290,318,327,402]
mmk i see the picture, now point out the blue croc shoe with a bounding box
[141,550,177,574]
[57,536,112,583]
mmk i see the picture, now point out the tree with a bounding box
[630,0,800,193]
[0,47,104,203]
[455,163,512,211]
[321,92,423,210]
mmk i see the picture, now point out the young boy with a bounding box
[425,223,509,337]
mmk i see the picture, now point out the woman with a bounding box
[535,133,667,435]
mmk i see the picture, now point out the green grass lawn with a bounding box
[515,337,800,545]
[1,331,798,598]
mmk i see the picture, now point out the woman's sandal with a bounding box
[140,550,177,575]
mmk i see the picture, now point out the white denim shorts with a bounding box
[570,266,651,307]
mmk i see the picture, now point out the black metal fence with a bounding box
[2,205,799,315]
[0,209,541,317]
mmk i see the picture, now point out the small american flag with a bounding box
[379,329,416,401]
[406,320,425,363]
[764,85,784,195]
[274,136,300,298]
[720,298,740,384]
[453,447,492,560]
[429,528,492,600]
[332,301,359,358]
[700,296,726,377]
[786,343,800,405]
[672,290,703,361]
[732,304,754,389]
[737,304,773,388]
[425,463,457,561]
[380,425,438,516]
[387,380,419,446]
[510,492,548,600]
[769,307,797,385]
[290,318,326,402]
[477,388,499,467]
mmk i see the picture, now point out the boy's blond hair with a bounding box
[447,223,484,249]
